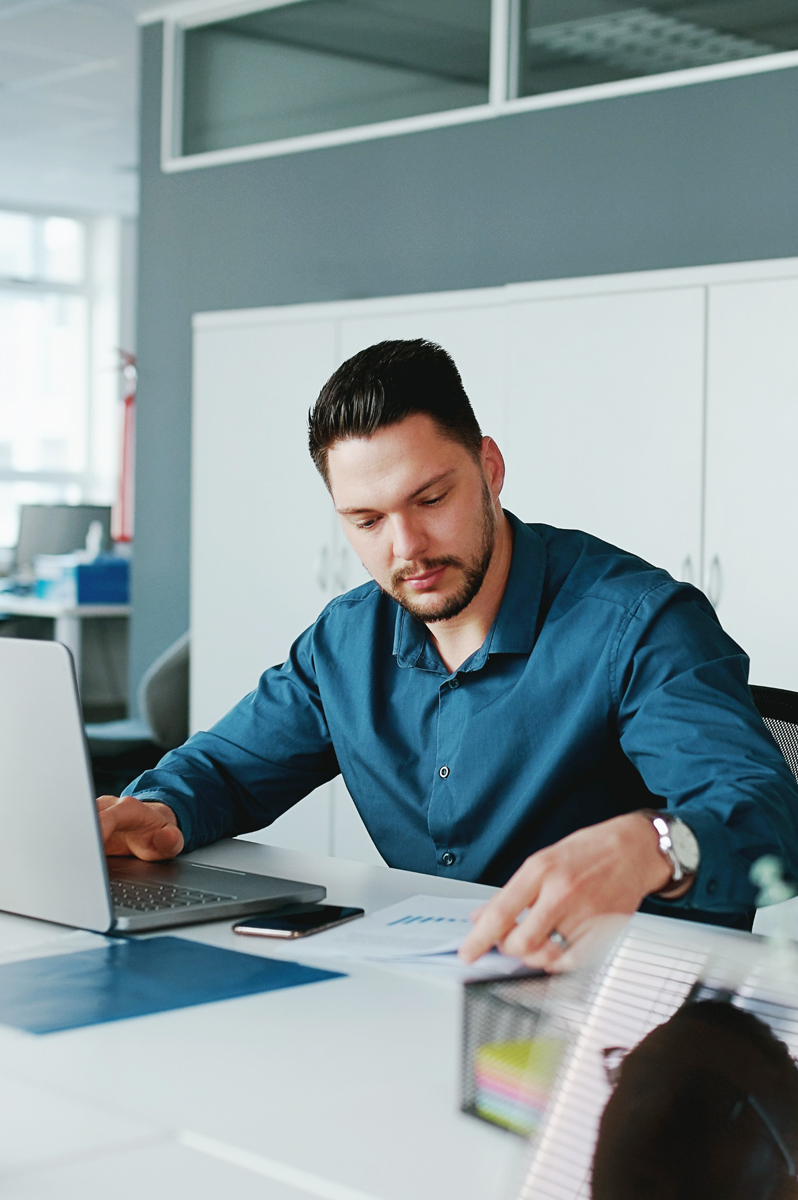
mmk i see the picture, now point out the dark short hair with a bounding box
[591,1002,798,1200]
[308,339,483,487]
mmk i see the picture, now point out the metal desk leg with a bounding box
[55,613,82,688]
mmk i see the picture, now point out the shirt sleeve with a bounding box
[612,582,798,914]
[125,622,339,852]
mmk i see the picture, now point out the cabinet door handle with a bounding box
[681,555,694,585]
[316,545,329,593]
[707,555,722,607]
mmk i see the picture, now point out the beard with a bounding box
[384,481,497,623]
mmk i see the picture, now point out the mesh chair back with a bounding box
[750,685,798,784]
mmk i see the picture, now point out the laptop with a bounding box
[0,637,325,933]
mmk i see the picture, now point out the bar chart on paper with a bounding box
[296,896,520,973]
[387,912,472,928]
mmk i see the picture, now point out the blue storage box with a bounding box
[75,556,129,604]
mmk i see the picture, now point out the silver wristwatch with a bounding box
[639,809,701,898]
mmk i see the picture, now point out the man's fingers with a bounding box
[97,804,128,852]
[500,912,623,972]
[100,795,150,830]
[150,823,184,857]
[498,921,570,970]
[499,927,577,971]
[459,859,545,963]
[95,795,183,860]
[459,898,516,963]
[499,878,572,961]
[98,797,141,854]
[123,827,183,861]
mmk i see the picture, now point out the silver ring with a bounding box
[548,929,569,951]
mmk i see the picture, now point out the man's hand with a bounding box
[458,812,674,970]
[96,795,184,860]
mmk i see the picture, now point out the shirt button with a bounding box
[439,765,450,779]
[707,879,717,894]
[441,851,456,866]
[449,678,459,689]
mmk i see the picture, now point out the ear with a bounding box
[480,437,505,501]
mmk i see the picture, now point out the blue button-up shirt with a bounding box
[129,513,798,922]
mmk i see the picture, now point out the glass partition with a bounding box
[180,0,492,156]
[518,1,798,97]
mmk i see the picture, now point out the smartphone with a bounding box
[233,903,365,939]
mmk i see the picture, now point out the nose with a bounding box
[390,513,428,564]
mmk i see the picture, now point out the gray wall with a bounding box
[133,21,798,703]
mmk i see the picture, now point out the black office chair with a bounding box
[749,687,798,932]
[749,685,798,784]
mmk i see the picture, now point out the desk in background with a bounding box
[0,595,130,720]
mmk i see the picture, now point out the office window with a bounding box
[0,212,121,552]
[179,0,492,156]
[519,1,798,96]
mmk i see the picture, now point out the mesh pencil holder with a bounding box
[461,971,581,1138]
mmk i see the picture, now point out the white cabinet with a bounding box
[501,288,706,586]
[191,315,339,855]
[704,277,798,689]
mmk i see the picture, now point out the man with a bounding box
[98,340,798,968]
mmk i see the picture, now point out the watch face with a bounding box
[671,819,700,873]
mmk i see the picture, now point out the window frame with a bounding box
[144,0,798,174]
[0,211,122,547]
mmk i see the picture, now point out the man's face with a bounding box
[327,413,501,623]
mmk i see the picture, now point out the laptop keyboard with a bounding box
[110,878,236,913]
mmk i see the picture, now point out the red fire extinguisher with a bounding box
[113,350,136,544]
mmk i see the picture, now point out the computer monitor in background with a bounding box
[14,505,113,574]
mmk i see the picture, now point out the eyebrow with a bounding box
[336,469,455,516]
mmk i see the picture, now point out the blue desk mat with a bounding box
[0,936,345,1034]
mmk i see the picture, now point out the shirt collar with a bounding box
[392,511,546,671]
[488,512,545,654]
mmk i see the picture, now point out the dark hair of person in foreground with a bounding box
[591,999,798,1200]
[308,338,483,487]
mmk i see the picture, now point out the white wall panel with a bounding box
[191,317,338,853]
[501,288,706,585]
[705,277,798,689]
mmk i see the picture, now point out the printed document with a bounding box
[300,894,522,974]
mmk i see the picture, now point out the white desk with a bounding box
[0,841,531,1200]
[0,595,130,688]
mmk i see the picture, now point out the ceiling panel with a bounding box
[0,0,147,214]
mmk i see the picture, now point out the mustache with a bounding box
[391,557,463,587]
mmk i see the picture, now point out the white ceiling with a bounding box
[0,0,151,216]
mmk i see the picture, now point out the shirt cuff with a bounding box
[654,805,757,914]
